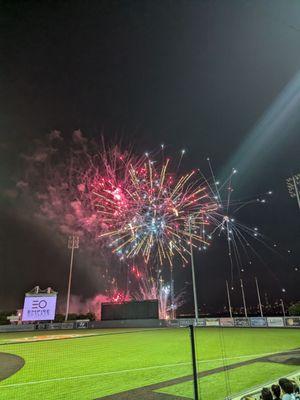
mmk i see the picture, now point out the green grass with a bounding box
[158,362,299,399]
[0,328,299,399]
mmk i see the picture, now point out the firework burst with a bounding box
[130,264,185,319]
[19,131,139,242]
[94,157,218,266]
[203,157,275,284]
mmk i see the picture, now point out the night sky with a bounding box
[0,0,299,313]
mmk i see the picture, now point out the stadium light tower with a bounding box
[280,298,286,318]
[286,173,300,212]
[188,215,199,324]
[226,280,233,318]
[240,279,248,318]
[65,234,80,321]
[170,264,175,320]
[255,277,263,317]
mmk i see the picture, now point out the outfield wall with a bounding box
[177,316,300,328]
[0,316,300,332]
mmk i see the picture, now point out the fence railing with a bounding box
[0,316,300,333]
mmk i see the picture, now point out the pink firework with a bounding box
[95,157,218,265]
[19,131,138,243]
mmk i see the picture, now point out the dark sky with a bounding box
[0,0,299,313]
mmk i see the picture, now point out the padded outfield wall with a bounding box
[0,316,300,332]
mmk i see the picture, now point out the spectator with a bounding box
[261,388,273,400]
[279,378,296,400]
[272,384,281,400]
[291,380,300,400]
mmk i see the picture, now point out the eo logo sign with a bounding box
[32,300,48,309]
[22,295,57,321]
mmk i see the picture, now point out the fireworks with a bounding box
[204,158,275,284]
[18,131,147,251]
[16,132,296,318]
[19,133,206,308]
[18,132,143,301]
[20,133,217,268]
[94,157,218,265]
[130,264,185,319]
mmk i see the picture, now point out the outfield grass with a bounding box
[158,362,299,399]
[0,328,299,399]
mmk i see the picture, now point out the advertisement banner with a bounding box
[168,320,180,328]
[0,324,35,332]
[179,319,195,327]
[250,317,267,327]
[205,318,220,327]
[61,322,75,330]
[36,323,48,330]
[76,321,89,329]
[267,317,284,327]
[22,295,57,321]
[220,318,234,327]
[285,317,300,327]
[178,318,206,327]
[234,317,250,327]
[48,323,62,330]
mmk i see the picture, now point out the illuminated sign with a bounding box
[22,295,57,321]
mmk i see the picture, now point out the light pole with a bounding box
[226,280,233,318]
[280,298,286,319]
[188,216,199,324]
[65,235,80,321]
[255,277,263,317]
[286,173,300,212]
[170,264,175,320]
[240,279,248,318]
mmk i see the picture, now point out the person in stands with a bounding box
[261,388,273,400]
[272,384,281,400]
[291,379,300,399]
[279,378,296,400]
[290,380,300,399]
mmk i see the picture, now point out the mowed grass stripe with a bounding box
[157,362,300,400]
[1,350,294,388]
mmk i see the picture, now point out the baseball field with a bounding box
[0,327,299,399]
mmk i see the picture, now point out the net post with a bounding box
[189,324,199,400]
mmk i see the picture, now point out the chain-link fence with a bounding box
[0,327,194,400]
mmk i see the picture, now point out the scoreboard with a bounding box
[101,300,158,321]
